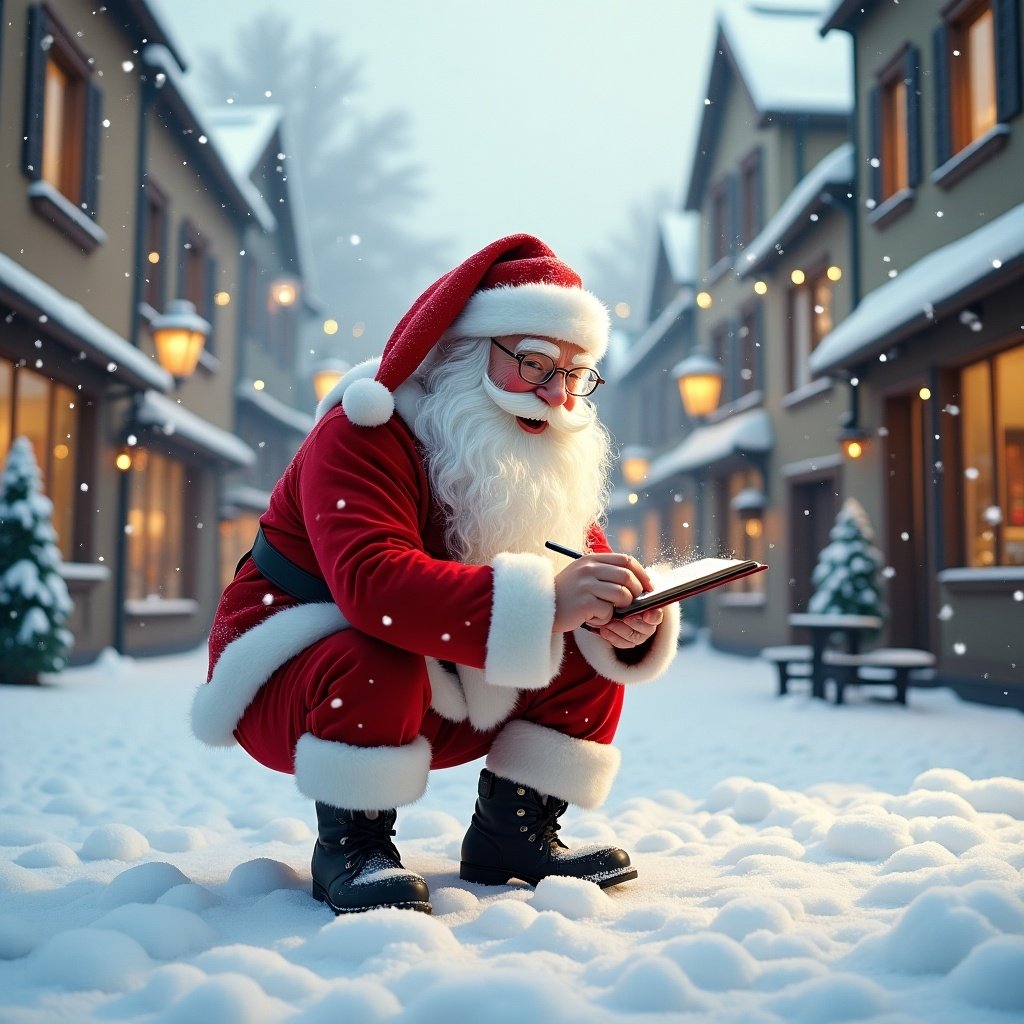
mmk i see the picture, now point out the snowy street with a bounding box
[0,640,1022,1023]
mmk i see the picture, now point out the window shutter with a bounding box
[22,4,46,180]
[752,148,764,236]
[932,23,952,166]
[80,79,103,217]
[867,85,882,203]
[176,221,190,297]
[994,0,1022,121]
[905,47,922,188]
[204,253,218,355]
[727,172,739,255]
[754,300,765,392]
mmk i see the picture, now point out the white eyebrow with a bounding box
[514,338,560,358]
[514,338,595,368]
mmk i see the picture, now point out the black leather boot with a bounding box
[311,803,431,914]
[459,769,637,889]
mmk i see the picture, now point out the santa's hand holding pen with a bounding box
[548,541,665,648]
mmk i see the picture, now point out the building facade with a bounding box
[0,0,313,666]
[604,0,1023,707]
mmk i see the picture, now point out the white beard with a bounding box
[414,337,612,569]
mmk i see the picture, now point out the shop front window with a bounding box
[126,449,189,600]
[1,359,81,559]
[959,343,1024,566]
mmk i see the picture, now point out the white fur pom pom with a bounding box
[342,377,394,427]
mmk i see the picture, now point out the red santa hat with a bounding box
[342,233,610,427]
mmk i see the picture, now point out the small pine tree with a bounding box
[808,497,887,619]
[0,437,74,683]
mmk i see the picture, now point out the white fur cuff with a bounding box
[485,552,560,689]
[294,734,431,810]
[486,719,621,809]
[573,600,681,685]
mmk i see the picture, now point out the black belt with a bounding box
[242,526,333,604]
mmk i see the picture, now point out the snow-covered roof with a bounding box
[0,252,172,393]
[647,407,775,486]
[141,45,276,234]
[205,106,284,180]
[659,211,700,285]
[739,142,854,275]
[810,202,1024,375]
[720,1,852,115]
[136,391,256,467]
[235,381,314,435]
[221,484,272,514]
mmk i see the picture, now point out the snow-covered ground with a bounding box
[1,639,1022,1023]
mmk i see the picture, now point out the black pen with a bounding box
[545,540,583,559]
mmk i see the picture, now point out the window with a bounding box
[0,358,82,560]
[709,177,733,267]
[737,302,763,399]
[787,266,834,391]
[958,343,1024,567]
[220,513,261,591]
[739,149,763,245]
[126,449,190,600]
[22,5,103,236]
[177,222,217,355]
[951,0,998,150]
[143,183,169,311]
[933,0,1021,170]
[717,469,766,593]
[868,46,922,213]
[710,320,732,403]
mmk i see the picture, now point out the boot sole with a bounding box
[459,862,639,889]
[312,881,432,915]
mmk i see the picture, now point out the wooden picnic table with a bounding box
[787,612,884,700]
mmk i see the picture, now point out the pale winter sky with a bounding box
[151,0,721,303]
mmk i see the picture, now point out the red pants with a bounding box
[234,628,624,774]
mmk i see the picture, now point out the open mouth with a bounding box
[515,416,548,434]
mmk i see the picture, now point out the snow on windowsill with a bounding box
[938,566,1024,591]
[718,591,767,608]
[780,376,834,409]
[931,124,1010,191]
[27,180,107,251]
[867,186,915,231]
[124,598,200,618]
[59,562,112,584]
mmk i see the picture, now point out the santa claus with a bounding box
[192,234,681,914]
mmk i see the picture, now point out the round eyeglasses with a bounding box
[490,339,605,397]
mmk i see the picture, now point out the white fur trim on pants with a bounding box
[294,734,432,810]
[485,719,621,809]
[573,598,681,685]
[485,552,561,689]
[192,603,347,747]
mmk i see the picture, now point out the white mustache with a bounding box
[481,375,597,433]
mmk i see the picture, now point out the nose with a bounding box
[535,372,571,408]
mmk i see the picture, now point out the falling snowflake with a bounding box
[382,616,392,626]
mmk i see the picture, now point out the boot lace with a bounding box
[528,799,569,849]
[337,812,403,873]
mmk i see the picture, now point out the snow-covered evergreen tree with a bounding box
[0,437,73,683]
[808,497,887,619]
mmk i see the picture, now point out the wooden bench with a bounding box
[822,647,937,705]
[761,644,813,696]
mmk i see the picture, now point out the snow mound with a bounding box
[947,935,1024,1011]
[94,903,216,959]
[288,979,402,1022]
[825,813,913,860]
[102,861,191,907]
[80,823,151,861]
[14,840,79,867]
[303,906,460,962]
[28,927,152,992]
[661,932,761,990]
[148,972,292,1024]
[194,944,327,1002]
[472,898,538,938]
[223,857,305,897]
[765,972,891,1023]
[603,954,710,1012]
[148,825,210,852]
[530,874,610,918]
[0,914,40,959]
[711,895,798,938]
[397,808,463,839]
[248,817,312,843]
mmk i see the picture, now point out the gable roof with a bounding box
[206,106,285,180]
[685,1,852,210]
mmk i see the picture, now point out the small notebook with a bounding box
[614,558,768,617]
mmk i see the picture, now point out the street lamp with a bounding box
[151,299,211,380]
[311,359,351,403]
[838,379,870,459]
[673,349,724,419]
[620,445,651,486]
[269,277,300,308]
[114,300,210,654]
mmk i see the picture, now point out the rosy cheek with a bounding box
[491,364,530,392]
